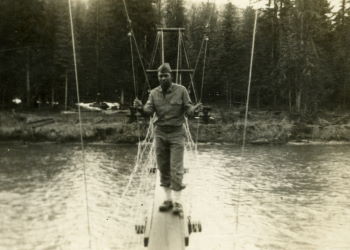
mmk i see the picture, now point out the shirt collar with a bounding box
[156,83,174,93]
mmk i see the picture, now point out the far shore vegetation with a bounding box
[0,0,349,115]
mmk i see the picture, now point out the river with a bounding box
[0,142,350,250]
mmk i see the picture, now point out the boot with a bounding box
[159,200,173,212]
[172,202,184,218]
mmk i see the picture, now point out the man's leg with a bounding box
[169,130,185,191]
[154,132,172,211]
[169,130,185,217]
[155,133,171,188]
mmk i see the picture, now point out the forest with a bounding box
[0,0,349,114]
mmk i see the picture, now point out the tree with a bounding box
[186,2,219,103]
[235,6,256,107]
[332,0,350,109]
[164,0,187,69]
[0,0,46,107]
[273,0,334,113]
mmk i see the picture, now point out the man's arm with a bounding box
[143,93,155,115]
[183,87,201,116]
[134,93,155,116]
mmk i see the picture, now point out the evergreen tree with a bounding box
[253,6,277,109]
[82,0,156,104]
[274,0,332,113]
[236,7,255,107]
[186,2,219,102]
[0,0,348,111]
[332,0,350,109]
[0,0,46,107]
[51,0,72,106]
[164,0,187,69]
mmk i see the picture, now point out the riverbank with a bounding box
[1,109,349,144]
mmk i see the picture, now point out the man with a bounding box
[134,63,201,217]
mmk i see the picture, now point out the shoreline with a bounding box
[1,140,350,146]
[1,110,350,144]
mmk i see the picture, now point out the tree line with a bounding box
[0,0,349,113]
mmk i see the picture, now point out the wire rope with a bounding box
[121,0,132,25]
[181,36,198,103]
[176,30,181,84]
[128,32,138,96]
[67,0,92,249]
[234,8,259,238]
[194,34,208,162]
[149,32,161,69]
[121,0,151,91]
[190,0,214,82]
[199,36,209,102]
[131,34,151,90]
[192,38,205,81]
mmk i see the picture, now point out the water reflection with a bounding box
[0,143,350,250]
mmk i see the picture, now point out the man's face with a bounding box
[158,72,172,90]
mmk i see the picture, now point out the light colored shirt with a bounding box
[143,83,195,127]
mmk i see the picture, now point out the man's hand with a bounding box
[193,102,203,112]
[133,98,143,110]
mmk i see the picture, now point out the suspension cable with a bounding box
[192,38,205,81]
[176,30,181,84]
[181,37,198,103]
[192,0,214,80]
[128,32,138,96]
[68,0,92,249]
[199,36,209,102]
[149,32,160,69]
[121,0,132,25]
[121,0,151,91]
[145,31,161,98]
[235,8,258,235]
[194,34,209,153]
[131,34,151,90]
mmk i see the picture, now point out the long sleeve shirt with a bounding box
[143,83,195,127]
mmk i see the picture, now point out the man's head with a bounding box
[157,63,172,91]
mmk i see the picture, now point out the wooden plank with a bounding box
[143,199,154,246]
[145,171,187,250]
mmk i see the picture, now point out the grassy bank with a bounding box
[0,109,349,144]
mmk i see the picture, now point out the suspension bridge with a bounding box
[67,0,259,248]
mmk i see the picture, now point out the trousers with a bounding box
[154,125,185,191]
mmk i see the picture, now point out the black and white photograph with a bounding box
[1,0,350,249]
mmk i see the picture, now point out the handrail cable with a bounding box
[191,0,215,81]
[181,37,198,103]
[131,33,151,90]
[142,32,161,99]
[128,32,138,96]
[124,121,156,248]
[121,0,151,91]
[176,30,181,84]
[235,8,259,239]
[199,36,209,102]
[149,32,161,69]
[121,0,132,26]
[67,0,92,249]
[194,34,209,154]
[192,38,205,81]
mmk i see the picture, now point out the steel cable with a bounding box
[68,0,92,249]
[234,10,259,248]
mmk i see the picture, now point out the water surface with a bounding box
[0,142,349,250]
